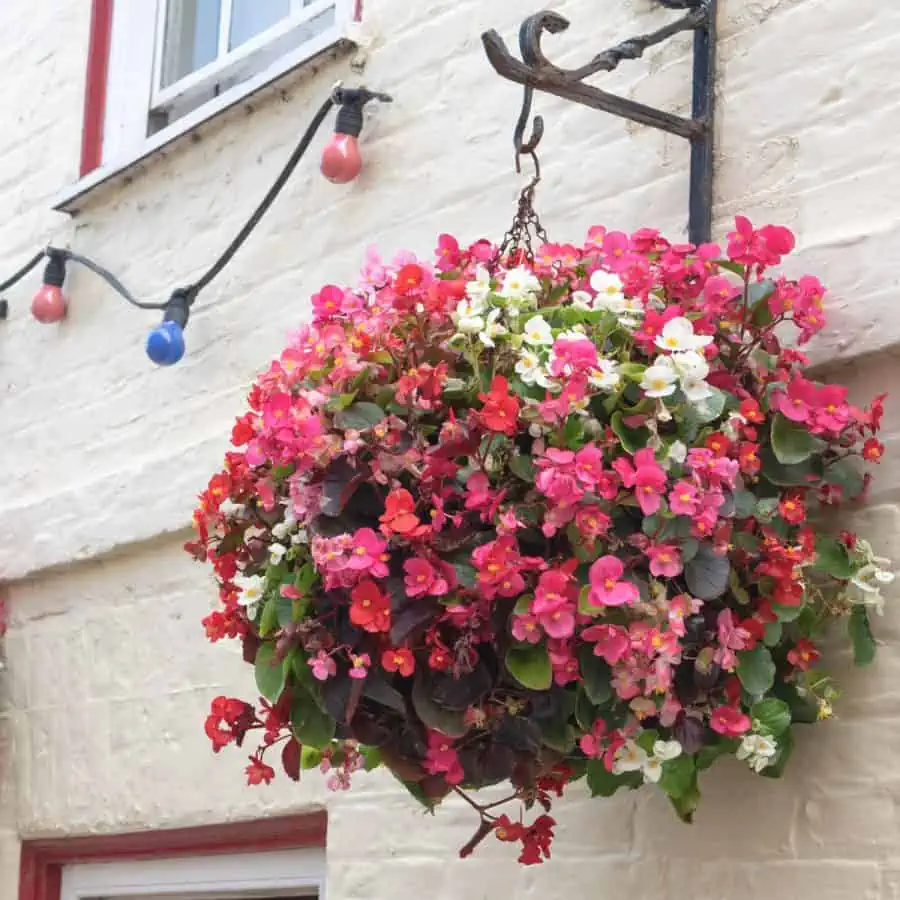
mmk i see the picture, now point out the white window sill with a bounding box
[54,24,356,215]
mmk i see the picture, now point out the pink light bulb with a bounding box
[321,134,362,184]
[31,284,67,323]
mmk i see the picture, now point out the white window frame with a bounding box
[59,847,326,900]
[54,0,357,212]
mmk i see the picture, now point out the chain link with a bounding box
[491,151,550,271]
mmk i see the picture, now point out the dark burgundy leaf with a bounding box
[281,737,301,781]
[480,743,517,785]
[430,663,493,711]
[242,632,260,665]
[345,676,365,725]
[674,714,706,755]
[431,525,478,553]
[350,708,396,747]
[390,600,440,646]
[496,714,542,755]
[321,675,354,723]
[362,672,407,714]
[319,457,366,518]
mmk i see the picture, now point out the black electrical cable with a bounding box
[0,86,391,320]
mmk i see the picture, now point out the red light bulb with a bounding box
[31,284,67,324]
[321,134,362,184]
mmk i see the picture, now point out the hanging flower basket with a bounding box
[189,217,891,864]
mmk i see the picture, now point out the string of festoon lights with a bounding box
[0,86,392,366]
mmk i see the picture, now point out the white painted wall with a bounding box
[2,0,900,897]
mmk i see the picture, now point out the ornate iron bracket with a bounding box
[482,0,717,245]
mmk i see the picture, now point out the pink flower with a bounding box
[602,231,632,270]
[511,614,543,644]
[726,216,795,268]
[614,449,666,514]
[348,653,371,680]
[815,384,849,433]
[714,609,751,671]
[587,556,639,607]
[549,337,599,378]
[579,719,608,759]
[311,284,346,319]
[668,593,702,637]
[424,731,464,784]
[574,444,606,488]
[582,623,631,665]
[575,506,612,546]
[404,557,450,598]
[435,233,461,272]
[646,543,683,577]
[703,275,740,312]
[668,480,699,516]
[774,376,818,424]
[709,704,751,737]
[311,651,337,681]
[347,527,389,572]
[534,599,575,639]
[548,639,580,686]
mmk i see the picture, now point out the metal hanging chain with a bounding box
[493,148,551,269]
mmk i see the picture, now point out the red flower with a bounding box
[704,432,730,457]
[778,491,806,524]
[493,814,527,842]
[710,704,751,737]
[382,647,416,677]
[863,438,885,463]
[379,489,427,539]
[738,442,761,476]
[205,696,255,752]
[739,398,765,425]
[394,263,426,295]
[245,756,276,786]
[478,376,521,435]
[787,638,820,671]
[349,580,391,633]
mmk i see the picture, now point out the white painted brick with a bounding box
[3,0,900,896]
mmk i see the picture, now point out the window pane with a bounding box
[229,0,292,50]
[161,0,222,88]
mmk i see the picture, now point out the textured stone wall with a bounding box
[2,0,900,896]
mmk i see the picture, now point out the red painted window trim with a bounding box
[18,811,327,900]
[80,0,114,176]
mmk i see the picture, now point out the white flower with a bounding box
[737,733,778,773]
[219,499,246,518]
[589,358,621,391]
[271,514,297,541]
[667,440,688,464]
[269,543,288,565]
[652,740,683,762]
[571,290,593,310]
[522,314,554,346]
[681,376,713,403]
[557,326,587,342]
[590,270,627,311]
[499,266,541,300]
[465,266,493,303]
[671,350,709,380]
[641,357,678,398]
[292,528,309,546]
[618,297,645,328]
[233,573,266,618]
[479,308,507,348]
[612,740,648,775]
[722,412,748,441]
[515,349,544,384]
[642,756,665,783]
[655,316,713,353]
[454,298,486,335]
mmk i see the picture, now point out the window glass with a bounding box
[229,0,293,50]
[161,0,223,88]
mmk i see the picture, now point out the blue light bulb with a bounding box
[146,320,186,366]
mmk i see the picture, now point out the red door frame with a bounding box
[18,811,327,900]
[80,0,114,177]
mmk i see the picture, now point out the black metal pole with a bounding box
[689,0,716,245]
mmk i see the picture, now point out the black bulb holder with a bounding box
[163,288,193,330]
[332,87,393,137]
[42,249,67,288]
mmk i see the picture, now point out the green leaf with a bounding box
[574,685,598,731]
[506,643,552,690]
[291,690,336,749]
[611,411,651,453]
[772,600,805,623]
[509,454,536,483]
[562,416,585,450]
[659,754,696,800]
[300,745,323,769]
[771,681,819,724]
[684,543,731,600]
[771,413,815,465]
[760,447,824,486]
[732,489,757,519]
[814,537,854,579]
[825,458,864,500]
[619,362,647,382]
[755,497,779,523]
[763,621,783,647]
[538,717,576,753]
[749,279,776,326]
[696,738,736,771]
[586,760,641,797]
[690,387,728,425]
[258,595,280,637]
[451,559,477,589]
[361,745,382,771]
[848,606,877,666]
[759,727,795,779]
[751,698,791,736]
[255,642,287,703]
[736,644,776,696]
[577,644,612,705]
[334,402,386,431]
[668,773,701,823]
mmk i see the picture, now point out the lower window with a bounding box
[60,847,324,899]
